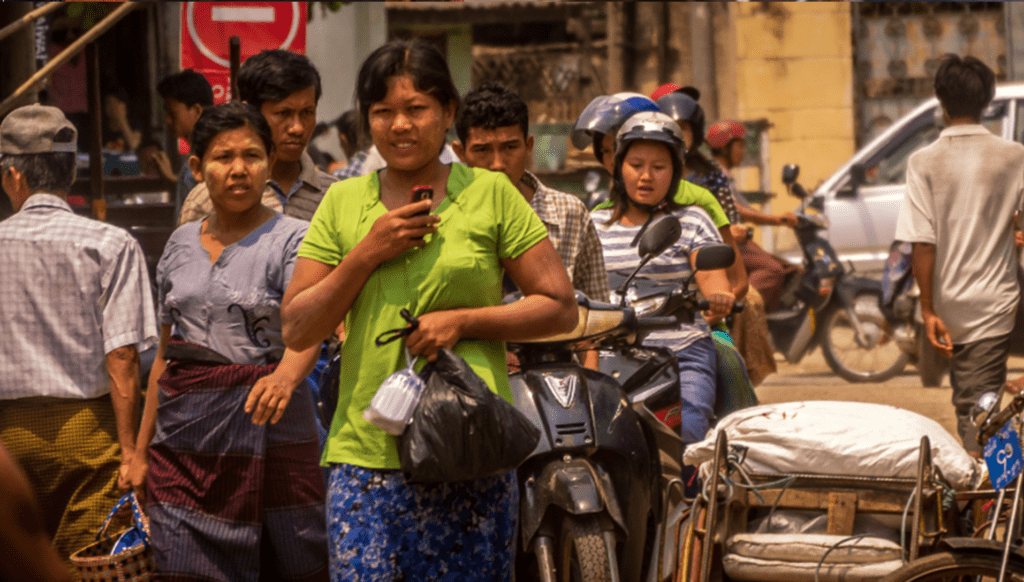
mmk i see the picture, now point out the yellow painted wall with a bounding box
[728,2,855,252]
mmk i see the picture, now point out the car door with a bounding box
[824,100,1010,273]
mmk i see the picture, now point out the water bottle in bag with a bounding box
[363,347,424,435]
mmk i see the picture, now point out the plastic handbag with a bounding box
[70,491,154,582]
[363,346,425,435]
[398,347,540,483]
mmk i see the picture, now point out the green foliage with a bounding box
[63,3,114,31]
[308,3,347,22]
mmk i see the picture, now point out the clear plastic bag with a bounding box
[363,347,424,436]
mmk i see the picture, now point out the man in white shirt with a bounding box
[895,54,1024,454]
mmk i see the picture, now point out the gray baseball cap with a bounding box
[0,104,78,155]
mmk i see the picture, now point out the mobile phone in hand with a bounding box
[411,185,433,216]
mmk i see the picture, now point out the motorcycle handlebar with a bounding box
[695,300,745,314]
[636,316,682,333]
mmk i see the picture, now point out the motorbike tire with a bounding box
[821,295,909,383]
[558,515,614,582]
[878,550,1024,582]
[916,330,950,388]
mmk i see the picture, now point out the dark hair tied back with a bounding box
[190,101,274,161]
[356,40,460,131]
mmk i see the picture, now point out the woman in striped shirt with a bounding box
[591,112,735,447]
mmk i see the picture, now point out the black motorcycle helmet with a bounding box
[655,91,706,151]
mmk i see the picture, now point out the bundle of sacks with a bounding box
[684,400,984,490]
[682,401,985,582]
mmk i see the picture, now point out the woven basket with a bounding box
[70,492,154,582]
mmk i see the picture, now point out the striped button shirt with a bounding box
[591,205,722,351]
[0,194,158,399]
[178,151,337,225]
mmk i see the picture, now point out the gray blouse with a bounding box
[157,213,308,365]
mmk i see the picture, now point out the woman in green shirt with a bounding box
[281,40,577,582]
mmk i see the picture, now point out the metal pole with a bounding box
[0,1,62,44]
[606,2,623,93]
[998,470,1024,582]
[229,36,240,103]
[0,2,139,118]
[85,41,104,220]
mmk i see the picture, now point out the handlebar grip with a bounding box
[696,300,745,313]
[636,316,680,332]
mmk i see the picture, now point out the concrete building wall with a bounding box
[305,2,387,163]
[728,2,855,251]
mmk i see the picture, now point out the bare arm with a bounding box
[737,205,798,228]
[128,325,170,504]
[718,226,748,301]
[244,343,321,425]
[912,242,953,357]
[106,344,141,491]
[282,199,438,351]
[0,443,74,582]
[405,237,578,360]
[693,247,735,322]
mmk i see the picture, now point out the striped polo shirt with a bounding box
[591,205,722,351]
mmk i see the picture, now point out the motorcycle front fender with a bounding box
[519,458,627,551]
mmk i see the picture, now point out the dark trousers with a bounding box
[950,332,1012,453]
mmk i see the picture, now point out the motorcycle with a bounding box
[764,163,908,383]
[508,217,737,582]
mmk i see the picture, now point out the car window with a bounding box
[860,100,1008,187]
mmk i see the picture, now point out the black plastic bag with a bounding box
[398,348,540,483]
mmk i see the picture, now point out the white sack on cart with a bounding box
[683,400,984,491]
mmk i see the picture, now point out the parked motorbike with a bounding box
[765,164,908,383]
[507,217,737,582]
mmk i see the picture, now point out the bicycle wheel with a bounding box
[880,551,1024,582]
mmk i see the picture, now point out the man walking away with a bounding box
[155,69,213,222]
[0,104,158,563]
[895,54,1024,455]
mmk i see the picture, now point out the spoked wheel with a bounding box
[879,551,1024,582]
[558,515,614,582]
[821,294,909,383]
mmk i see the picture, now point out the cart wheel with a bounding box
[879,550,1024,581]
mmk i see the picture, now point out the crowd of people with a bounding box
[6,39,1016,582]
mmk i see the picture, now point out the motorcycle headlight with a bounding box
[631,295,667,316]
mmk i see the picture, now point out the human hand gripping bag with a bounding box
[398,347,541,483]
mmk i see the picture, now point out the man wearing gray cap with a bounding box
[0,104,157,562]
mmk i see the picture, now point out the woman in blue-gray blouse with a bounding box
[128,102,328,582]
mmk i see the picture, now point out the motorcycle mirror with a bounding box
[782,164,800,185]
[693,244,736,271]
[584,170,602,194]
[615,217,682,306]
[637,216,682,259]
[972,391,1000,428]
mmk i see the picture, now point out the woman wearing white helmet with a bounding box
[591,111,734,449]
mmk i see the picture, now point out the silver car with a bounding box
[812,82,1024,275]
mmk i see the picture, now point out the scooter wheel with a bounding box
[558,515,614,582]
[821,298,909,383]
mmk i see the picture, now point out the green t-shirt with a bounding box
[298,163,549,469]
[594,180,730,228]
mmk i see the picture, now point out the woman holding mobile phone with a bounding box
[280,40,578,581]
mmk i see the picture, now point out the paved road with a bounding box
[754,350,1024,441]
